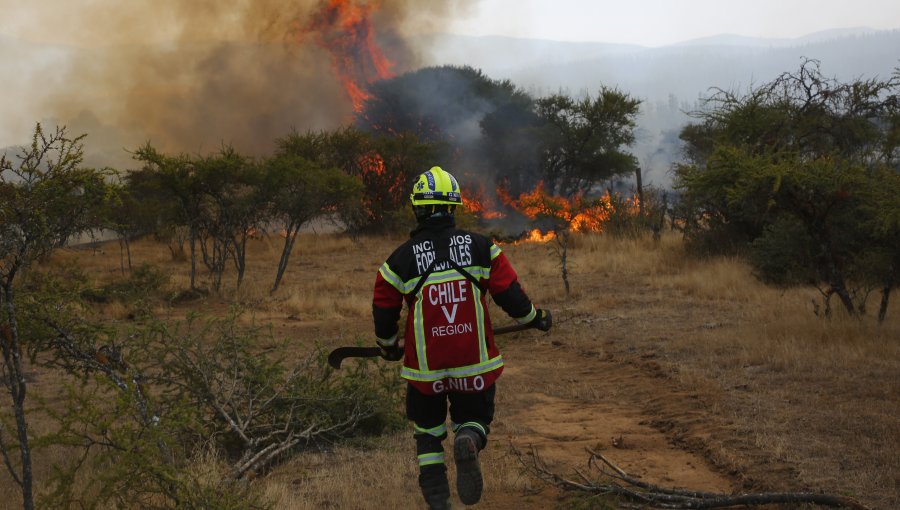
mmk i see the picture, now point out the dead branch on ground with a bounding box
[515,445,869,509]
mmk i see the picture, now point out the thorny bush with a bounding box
[13,276,402,509]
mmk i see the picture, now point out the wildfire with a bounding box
[305,0,396,112]
[525,229,556,242]
[464,181,639,243]
[505,181,612,234]
[462,181,506,220]
[359,152,386,175]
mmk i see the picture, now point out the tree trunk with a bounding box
[878,284,891,323]
[832,281,857,316]
[125,237,133,271]
[272,223,300,295]
[635,166,644,219]
[653,192,668,243]
[211,238,226,292]
[118,236,133,275]
[558,229,571,296]
[232,235,247,289]
[1,284,35,510]
[119,237,126,275]
[189,230,198,290]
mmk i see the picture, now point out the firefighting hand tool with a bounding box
[327,319,548,369]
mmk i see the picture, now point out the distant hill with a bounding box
[671,27,882,47]
[421,28,900,99]
[418,29,899,186]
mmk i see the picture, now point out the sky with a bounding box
[444,0,900,47]
[2,0,900,48]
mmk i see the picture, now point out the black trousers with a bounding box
[406,383,496,482]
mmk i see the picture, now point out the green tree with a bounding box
[192,147,263,291]
[860,164,900,321]
[102,177,160,274]
[741,156,875,315]
[131,145,265,292]
[675,59,900,319]
[131,145,206,289]
[262,150,362,293]
[0,123,109,510]
[536,87,641,197]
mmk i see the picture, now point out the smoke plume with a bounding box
[2,1,470,169]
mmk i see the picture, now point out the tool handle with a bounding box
[328,317,547,369]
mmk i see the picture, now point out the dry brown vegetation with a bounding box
[3,231,898,510]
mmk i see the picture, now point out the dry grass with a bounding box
[263,432,531,510]
[2,231,898,509]
[567,233,899,507]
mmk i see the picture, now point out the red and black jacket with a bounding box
[373,216,536,395]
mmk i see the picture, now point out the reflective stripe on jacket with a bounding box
[373,217,535,395]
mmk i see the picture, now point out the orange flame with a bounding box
[525,229,556,242]
[360,152,386,176]
[357,151,407,213]
[463,181,506,220]
[458,180,642,243]
[505,182,611,234]
[305,0,396,112]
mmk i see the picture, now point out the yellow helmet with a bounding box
[409,166,462,206]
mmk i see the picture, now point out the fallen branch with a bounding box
[515,445,869,510]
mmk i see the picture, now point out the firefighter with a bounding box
[373,166,551,509]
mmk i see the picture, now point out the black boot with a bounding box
[420,466,451,510]
[453,428,483,505]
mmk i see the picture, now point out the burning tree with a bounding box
[276,126,438,233]
[356,65,542,200]
[303,3,649,246]
[473,86,645,237]
[508,182,611,295]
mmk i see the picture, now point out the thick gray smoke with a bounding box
[1,1,471,169]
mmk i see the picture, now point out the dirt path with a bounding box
[435,274,809,508]
[274,283,808,509]
[464,335,738,509]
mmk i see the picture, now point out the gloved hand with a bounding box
[378,343,403,361]
[530,308,552,332]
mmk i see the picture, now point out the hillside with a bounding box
[2,232,895,509]
[422,29,900,97]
